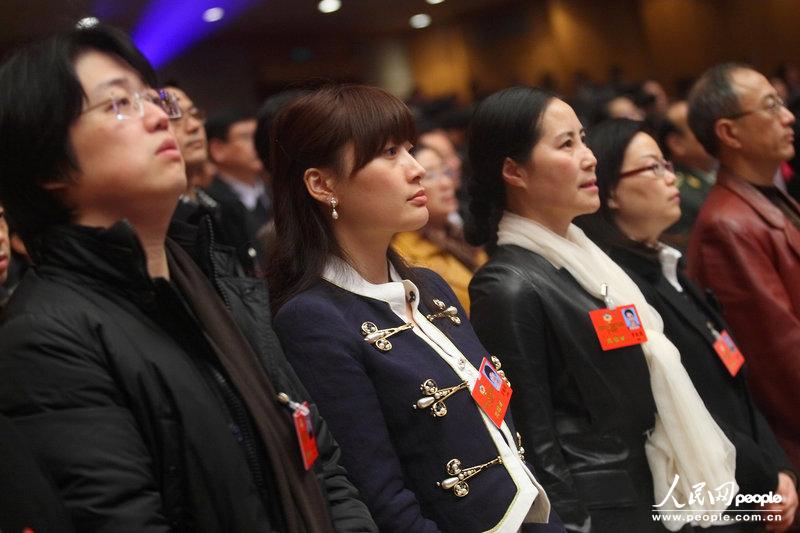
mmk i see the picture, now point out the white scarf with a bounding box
[497,212,737,530]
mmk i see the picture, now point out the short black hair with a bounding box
[574,118,659,260]
[254,90,309,172]
[0,24,157,257]
[687,62,751,158]
[205,108,255,143]
[656,115,681,161]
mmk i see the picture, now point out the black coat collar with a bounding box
[608,245,724,344]
[34,217,229,299]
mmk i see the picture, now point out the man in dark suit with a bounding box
[204,110,270,273]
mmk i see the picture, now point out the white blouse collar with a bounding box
[322,256,420,320]
[657,243,684,293]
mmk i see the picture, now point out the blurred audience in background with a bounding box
[657,100,718,251]
[204,109,268,274]
[2,14,800,533]
[393,144,487,311]
[252,88,310,265]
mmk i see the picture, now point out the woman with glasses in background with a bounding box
[392,144,487,312]
[575,118,798,532]
[466,86,737,533]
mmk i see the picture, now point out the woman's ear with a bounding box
[303,167,336,204]
[501,157,528,189]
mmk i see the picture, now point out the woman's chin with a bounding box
[404,211,430,232]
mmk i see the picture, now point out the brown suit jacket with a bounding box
[687,169,800,472]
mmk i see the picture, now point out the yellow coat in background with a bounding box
[392,231,487,314]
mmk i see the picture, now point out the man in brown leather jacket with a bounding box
[686,64,800,489]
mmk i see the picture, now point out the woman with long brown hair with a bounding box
[268,84,561,532]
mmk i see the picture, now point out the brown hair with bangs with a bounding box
[266,84,417,313]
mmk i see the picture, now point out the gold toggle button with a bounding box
[426,299,461,325]
[437,455,503,497]
[413,379,469,417]
[361,321,414,351]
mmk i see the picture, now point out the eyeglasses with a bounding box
[82,88,183,121]
[619,159,674,179]
[175,106,207,124]
[725,95,787,120]
[421,167,454,184]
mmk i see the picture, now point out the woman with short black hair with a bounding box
[576,118,798,531]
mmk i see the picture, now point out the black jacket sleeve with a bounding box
[470,266,591,533]
[0,310,171,533]
[0,414,74,533]
[283,361,379,532]
[217,270,378,532]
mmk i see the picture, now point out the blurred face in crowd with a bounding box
[607,96,645,121]
[166,86,207,171]
[666,101,716,172]
[722,68,795,166]
[325,141,428,241]
[416,146,458,227]
[643,80,669,115]
[211,118,264,179]
[610,132,680,244]
[0,204,9,284]
[418,129,462,187]
[505,98,599,236]
[60,50,186,228]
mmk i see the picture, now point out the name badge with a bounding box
[471,357,512,428]
[292,402,319,470]
[589,304,648,351]
[713,330,745,377]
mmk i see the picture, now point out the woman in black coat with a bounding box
[466,87,736,533]
[575,118,798,531]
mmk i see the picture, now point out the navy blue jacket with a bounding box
[274,265,560,533]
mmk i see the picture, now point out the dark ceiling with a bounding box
[1,0,521,51]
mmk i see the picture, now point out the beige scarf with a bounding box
[497,212,736,530]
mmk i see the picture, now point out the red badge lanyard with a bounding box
[471,357,512,428]
[277,393,319,470]
[707,322,745,377]
[588,283,648,351]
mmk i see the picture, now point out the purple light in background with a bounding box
[132,0,259,68]
[92,0,128,21]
